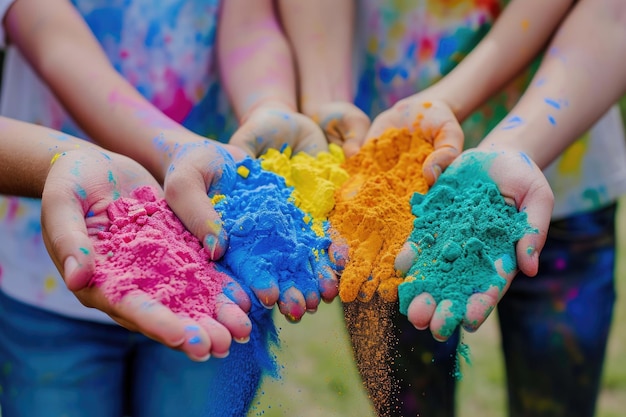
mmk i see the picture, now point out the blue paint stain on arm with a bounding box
[544,98,561,109]
[519,152,532,166]
[501,115,524,130]
[548,115,557,126]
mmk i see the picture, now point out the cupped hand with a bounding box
[367,96,464,186]
[160,137,246,262]
[41,146,252,361]
[229,103,329,157]
[308,101,371,157]
[396,147,554,341]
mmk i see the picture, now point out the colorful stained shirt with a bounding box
[354,0,626,220]
[0,0,237,322]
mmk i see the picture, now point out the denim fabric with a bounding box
[0,292,230,417]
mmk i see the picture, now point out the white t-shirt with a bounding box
[0,0,230,322]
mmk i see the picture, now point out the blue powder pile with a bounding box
[398,152,533,338]
[202,156,336,416]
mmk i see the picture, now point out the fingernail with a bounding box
[430,164,442,181]
[235,336,250,344]
[212,350,230,359]
[193,354,211,362]
[64,256,78,280]
[204,229,228,260]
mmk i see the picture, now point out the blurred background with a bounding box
[249,100,626,417]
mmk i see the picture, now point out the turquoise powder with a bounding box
[398,152,533,339]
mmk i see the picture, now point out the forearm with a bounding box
[481,0,626,169]
[0,117,93,196]
[277,0,354,115]
[426,0,572,121]
[217,0,297,122]
[5,0,195,183]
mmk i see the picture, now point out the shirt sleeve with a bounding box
[0,0,15,48]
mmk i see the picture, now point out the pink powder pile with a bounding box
[90,186,227,320]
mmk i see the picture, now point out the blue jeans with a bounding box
[0,292,258,417]
[498,203,616,417]
[347,204,617,417]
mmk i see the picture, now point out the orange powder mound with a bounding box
[329,126,433,303]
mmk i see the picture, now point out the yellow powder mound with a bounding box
[329,126,433,303]
[260,143,349,236]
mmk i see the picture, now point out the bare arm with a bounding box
[0,116,93,196]
[217,0,297,121]
[480,0,626,169]
[277,0,354,114]
[425,0,574,122]
[5,0,248,259]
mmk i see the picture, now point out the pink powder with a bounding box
[90,186,227,320]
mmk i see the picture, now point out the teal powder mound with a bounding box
[203,156,336,417]
[397,153,533,337]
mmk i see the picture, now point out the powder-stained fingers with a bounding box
[327,230,349,274]
[87,289,214,360]
[461,289,499,333]
[214,293,253,344]
[244,268,280,309]
[420,116,464,186]
[462,258,516,332]
[422,144,461,186]
[196,315,233,359]
[406,292,437,330]
[277,286,307,323]
[314,101,371,157]
[221,277,252,314]
[316,261,339,303]
[394,241,419,276]
[430,299,462,342]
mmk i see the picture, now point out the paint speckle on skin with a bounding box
[79,247,89,255]
[75,186,87,200]
[544,98,561,109]
[526,246,535,256]
[188,336,201,345]
[548,115,557,126]
[519,152,532,166]
[50,153,62,165]
[501,115,524,130]
[521,19,530,31]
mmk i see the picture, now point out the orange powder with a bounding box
[329,125,433,303]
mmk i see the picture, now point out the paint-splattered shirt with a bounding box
[353,0,626,220]
[0,0,236,322]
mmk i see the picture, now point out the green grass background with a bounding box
[248,101,626,416]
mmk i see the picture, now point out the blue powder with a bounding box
[202,156,336,416]
[398,153,533,338]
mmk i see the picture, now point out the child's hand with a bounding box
[160,138,246,262]
[40,147,252,360]
[397,147,554,341]
[230,102,329,157]
[307,101,371,157]
[367,96,464,186]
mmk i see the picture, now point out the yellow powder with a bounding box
[329,126,433,303]
[261,144,349,236]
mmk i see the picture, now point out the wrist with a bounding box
[239,98,297,124]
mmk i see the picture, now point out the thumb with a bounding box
[41,186,96,291]
[514,182,554,277]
